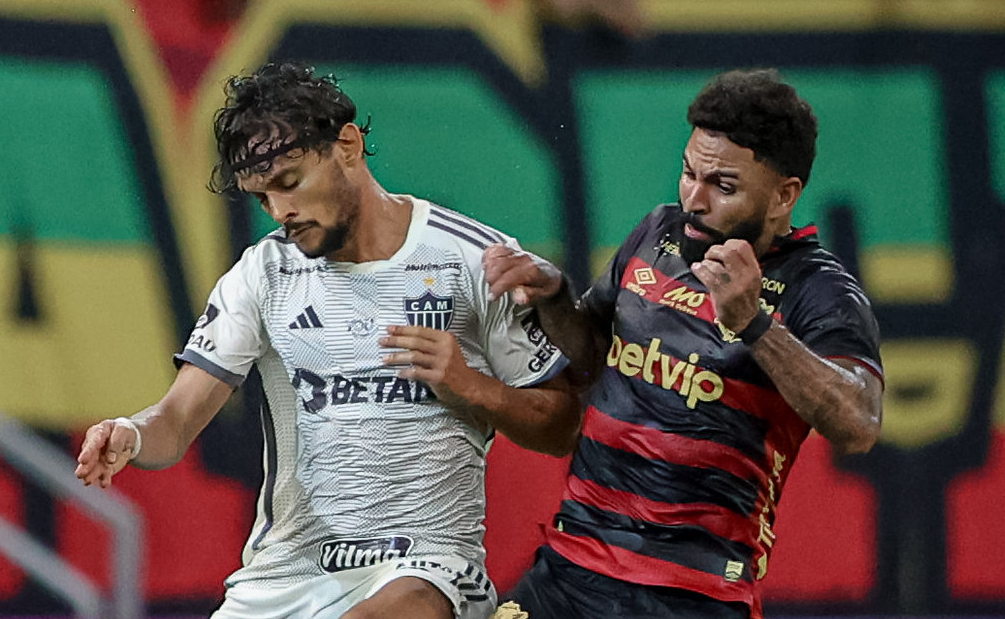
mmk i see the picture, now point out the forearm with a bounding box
[534,279,611,387]
[126,364,233,469]
[748,320,882,455]
[74,365,232,488]
[126,405,194,469]
[457,371,582,457]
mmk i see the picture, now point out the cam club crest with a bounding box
[404,291,454,330]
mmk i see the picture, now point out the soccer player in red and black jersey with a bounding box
[483,68,883,619]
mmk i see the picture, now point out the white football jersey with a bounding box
[176,195,566,590]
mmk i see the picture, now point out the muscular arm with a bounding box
[448,368,582,457]
[693,239,883,455]
[482,244,610,387]
[75,364,234,486]
[531,280,612,388]
[382,326,582,456]
[747,323,882,454]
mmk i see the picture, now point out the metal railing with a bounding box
[0,413,144,618]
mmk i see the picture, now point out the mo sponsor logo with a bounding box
[660,285,707,316]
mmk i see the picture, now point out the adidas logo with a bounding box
[289,305,323,329]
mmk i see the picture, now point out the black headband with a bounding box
[230,129,340,173]
[230,135,311,172]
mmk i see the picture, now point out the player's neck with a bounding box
[328,180,411,263]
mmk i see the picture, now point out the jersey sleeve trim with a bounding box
[827,354,885,385]
[174,349,245,387]
[513,354,571,388]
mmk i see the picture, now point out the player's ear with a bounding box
[336,123,365,165]
[770,176,802,221]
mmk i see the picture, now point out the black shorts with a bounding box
[505,546,750,619]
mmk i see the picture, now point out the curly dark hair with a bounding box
[687,68,818,186]
[209,61,371,193]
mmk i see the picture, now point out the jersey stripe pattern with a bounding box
[176,196,566,590]
[545,203,882,619]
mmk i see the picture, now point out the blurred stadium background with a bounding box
[1,0,1004,616]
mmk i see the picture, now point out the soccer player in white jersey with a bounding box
[74,61,582,619]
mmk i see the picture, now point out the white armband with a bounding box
[114,417,142,460]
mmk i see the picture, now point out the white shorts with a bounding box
[210,554,497,619]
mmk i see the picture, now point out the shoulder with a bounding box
[248,227,322,264]
[625,203,682,248]
[650,202,685,225]
[600,203,681,268]
[227,228,322,283]
[769,243,878,331]
[415,200,517,279]
[249,227,299,258]
[771,244,882,369]
[786,246,867,298]
[764,227,863,294]
[423,201,511,251]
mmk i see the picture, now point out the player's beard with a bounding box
[680,211,766,264]
[296,223,350,259]
[289,168,362,259]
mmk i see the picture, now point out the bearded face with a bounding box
[280,161,361,259]
[679,210,766,264]
[678,128,789,263]
[239,141,363,261]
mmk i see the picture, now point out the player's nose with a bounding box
[266,193,297,223]
[681,181,710,214]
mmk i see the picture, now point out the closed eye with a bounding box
[277,172,300,191]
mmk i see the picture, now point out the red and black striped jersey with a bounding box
[545,203,882,618]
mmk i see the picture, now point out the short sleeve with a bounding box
[174,246,269,387]
[784,264,883,379]
[474,241,568,388]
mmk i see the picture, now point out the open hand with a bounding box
[74,419,139,488]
